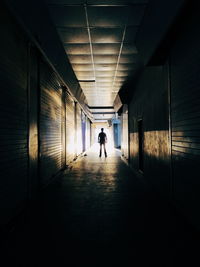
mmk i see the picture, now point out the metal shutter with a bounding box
[81,111,86,152]
[39,60,62,185]
[86,117,91,150]
[76,104,82,155]
[66,92,75,164]
[28,46,39,198]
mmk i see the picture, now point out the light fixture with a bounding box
[78,80,96,82]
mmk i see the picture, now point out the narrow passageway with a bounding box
[2,1,200,266]
[7,145,199,267]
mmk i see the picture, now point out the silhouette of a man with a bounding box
[98,128,107,157]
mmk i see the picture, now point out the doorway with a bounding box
[138,119,144,172]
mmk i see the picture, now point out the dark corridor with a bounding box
[4,148,200,266]
[1,0,200,266]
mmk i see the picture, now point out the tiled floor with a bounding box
[5,145,200,266]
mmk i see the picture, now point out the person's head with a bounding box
[101,128,104,132]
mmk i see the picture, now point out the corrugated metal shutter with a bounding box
[81,111,86,152]
[61,89,66,168]
[86,117,91,150]
[66,92,75,164]
[76,104,82,155]
[0,4,28,224]
[39,60,62,185]
[170,7,200,223]
[28,46,39,198]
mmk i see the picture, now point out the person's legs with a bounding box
[99,143,102,157]
[103,143,107,157]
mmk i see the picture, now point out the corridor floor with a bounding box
[6,145,200,266]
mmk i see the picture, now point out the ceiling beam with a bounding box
[92,112,115,114]
[88,106,114,109]
[48,3,147,7]
[84,4,97,97]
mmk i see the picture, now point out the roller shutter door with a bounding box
[66,92,75,164]
[0,4,28,224]
[39,60,62,185]
[28,46,39,198]
[76,104,82,155]
[81,111,86,152]
[86,117,91,150]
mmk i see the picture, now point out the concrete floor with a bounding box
[4,145,200,266]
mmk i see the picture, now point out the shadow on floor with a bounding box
[3,146,200,266]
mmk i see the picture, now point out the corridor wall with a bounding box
[0,2,90,227]
[76,104,83,155]
[169,2,200,228]
[81,111,86,152]
[0,3,29,224]
[128,66,170,196]
[39,60,63,186]
[28,46,39,198]
[121,105,129,160]
[128,1,200,228]
[86,117,91,151]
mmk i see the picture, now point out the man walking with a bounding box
[98,128,107,157]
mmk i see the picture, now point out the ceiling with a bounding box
[46,0,149,120]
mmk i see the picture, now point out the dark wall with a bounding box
[128,1,200,229]
[129,66,171,196]
[0,3,29,224]
[170,2,200,228]
[4,0,89,112]
[136,0,186,65]
[0,3,89,226]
